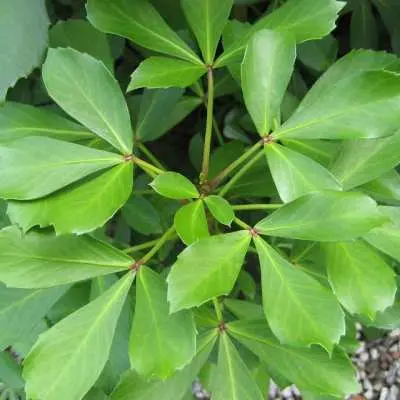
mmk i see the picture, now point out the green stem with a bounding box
[219,150,264,196]
[138,143,165,171]
[200,67,215,184]
[139,226,176,265]
[123,239,159,254]
[232,203,283,211]
[213,298,223,321]
[233,217,251,230]
[209,140,263,188]
[131,155,164,176]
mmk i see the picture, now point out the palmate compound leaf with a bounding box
[0,283,69,351]
[42,48,133,154]
[274,54,400,140]
[111,330,217,400]
[174,200,209,245]
[0,225,133,288]
[255,191,388,242]
[8,163,133,235]
[129,266,196,380]
[167,231,251,313]
[254,236,345,352]
[215,0,344,68]
[228,320,360,398]
[23,272,135,400]
[86,0,202,66]
[265,143,342,203]
[181,0,233,64]
[0,0,49,102]
[324,240,397,319]
[0,136,123,200]
[364,206,400,262]
[212,333,264,400]
[128,57,207,91]
[0,102,94,143]
[241,29,296,136]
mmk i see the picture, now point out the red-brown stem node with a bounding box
[130,260,143,272]
[123,154,133,162]
[248,227,259,237]
[262,134,275,145]
[218,321,228,333]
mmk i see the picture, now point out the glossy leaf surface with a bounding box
[241,29,296,135]
[0,226,132,288]
[324,240,397,319]
[151,172,199,199]
[8,163,133,235]
[167,231,251,312]
[0,136,123,200]
[256,191,387,241]
[130,266,196,380]
[174,200,209,245]
[265,143,341,203]
[43,48,133,153]
[204,195,234,226]
[24,273,134,400]
[229,320,360,398]
[255,237,345,352]
[128,57,206,91]
[86,0,202,65]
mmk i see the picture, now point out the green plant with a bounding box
[0,0,400,399]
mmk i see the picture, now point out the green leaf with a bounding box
[215,0,344,68]
[0,136,123,200]
[364,207,400,261]
[0,102,93,143]
[49,19,113,71]
[0,226,132,288]
[130,266,196,380]
[212,333,264,400]
[8,163,133,235]
[331,130,400,190]
[265,143,342,203]
[255,191,387,242]
[228,320,360,398]
[241,29,296,135]
[111,331,217,400]
[204,195,234,226]
[0,200,9,229]
[122,195,163,235]
[133,88,184,142]
[0,283,67,351]
[369,301,400,330]
[128,57,206,91]
[150,172,199,199]
[174,200,209,245]
[43,48,133,154]
[361,169,400,203]
[350,0,378,50]
[0,351,24,390]
[23,273,134,400]
[254,237,344,352]
[0,0,49,102]
[224,299,264,321]
[324,240,397,319]
[167,231,251,312]
[181,0,233,64]
[86,0,202,66]
[297,35,338,72]
[274,54,400,140]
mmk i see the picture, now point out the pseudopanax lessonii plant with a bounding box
[0,0,400,399]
